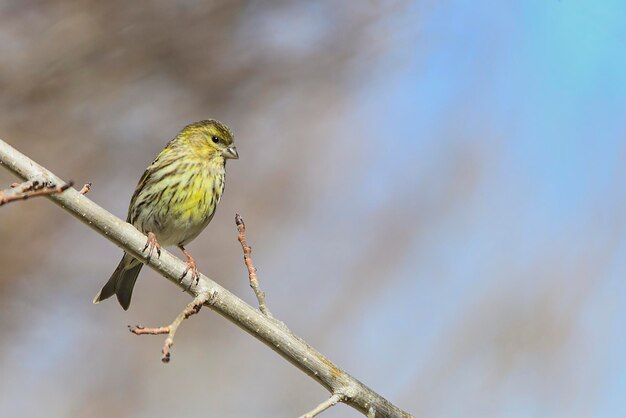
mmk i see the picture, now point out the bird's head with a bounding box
[176,119,238,160]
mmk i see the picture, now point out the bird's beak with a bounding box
[223,146,239,159]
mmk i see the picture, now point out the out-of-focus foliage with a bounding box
[2,1,626,417]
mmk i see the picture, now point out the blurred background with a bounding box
[1,1,625,417]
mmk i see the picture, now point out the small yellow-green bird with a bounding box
[93,120,238,310]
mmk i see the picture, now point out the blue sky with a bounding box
[348,0,626,415]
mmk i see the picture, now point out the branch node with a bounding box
[204,289,219,306]
[79,182,92,195]
[299,393,344,418]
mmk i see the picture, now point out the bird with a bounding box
[93,119,238,310]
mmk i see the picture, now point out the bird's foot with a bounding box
[143,232,161,261]
[179,246,200,290]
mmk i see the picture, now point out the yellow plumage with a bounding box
[94,120,238,310]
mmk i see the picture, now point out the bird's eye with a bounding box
[211,136,220,144]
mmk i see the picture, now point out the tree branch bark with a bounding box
[0,138,413,418]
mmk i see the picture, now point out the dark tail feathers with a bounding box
[93,254,143,310]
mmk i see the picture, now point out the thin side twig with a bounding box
[235,213,272,317]
[299,393,344,418]
[129,292,215,363]
[0,179,73,206]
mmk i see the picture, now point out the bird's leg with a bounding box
[179,245,200,289]
[142,232,162,261]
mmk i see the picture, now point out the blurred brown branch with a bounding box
[0,138,413,418]
[0,179,73,206]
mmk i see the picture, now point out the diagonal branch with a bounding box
[0,138,413,418]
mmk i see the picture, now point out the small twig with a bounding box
[235,214,272,317]
[79,182,92,195]
[129,292,214,363]
[0,179,73,206]
[368,407,377,418]
[299,393,344,418]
